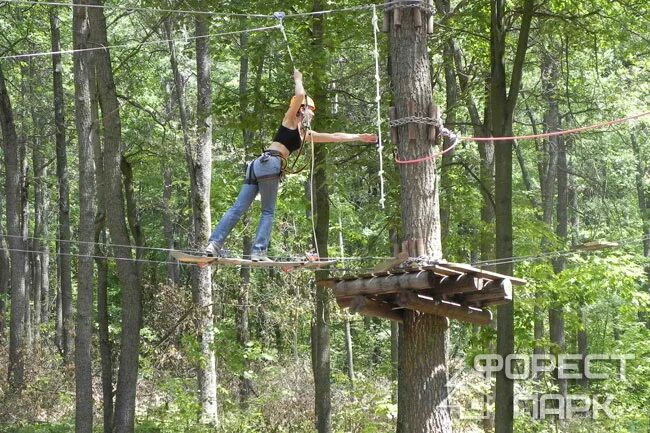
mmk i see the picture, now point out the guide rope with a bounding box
[371,5,387,209]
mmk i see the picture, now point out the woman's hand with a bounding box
[358,133,378,143]
[293,69,303,82]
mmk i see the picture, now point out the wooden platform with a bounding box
[171,251,336,271]
[318,256,525,326]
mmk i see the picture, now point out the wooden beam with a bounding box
[397,292,493,326]
[459,279,512,305]
[332,271,435,297]
[330,270,483,298]
[440,262,527,285]
[373,251,409,273]
[339,296,403,322]
[434,274,483,295]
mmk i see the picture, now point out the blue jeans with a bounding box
[209,153,282,253]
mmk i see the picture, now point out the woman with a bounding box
[205,69,377,262]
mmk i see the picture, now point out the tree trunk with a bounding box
[237,26,255,407]
[551,121,568,401]
[193,16,218,424]
[389,6,451,433]
[490,2,535,433]
[162,166,179,286]
[0,62,27,393]
[50,5,73,362]
[72,3,95,431]
[310,3,332,432]
[89,3,142,431]
[92,77,113,432]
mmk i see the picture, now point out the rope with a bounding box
[1,233,390,261]
[0,24,281,61]
[274,12,296,70]
[391,110,650,164]
[309,130,321,259]
[394,125,459,164]
[371,5,386,209]
[1,0,274,18]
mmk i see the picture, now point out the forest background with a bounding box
[0,0,649,432]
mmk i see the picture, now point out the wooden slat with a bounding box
[396,292,493,326]
[458,279,512,304]
[373,251,409,273]
[443,262,527,285]
[332,271,434,297]
[171,250,335,270]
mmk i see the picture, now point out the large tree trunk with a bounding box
[89,3,142,431]
[388,7,451,433]
[92,81,113,432]
[72,3,95,431]
[0,63,27,393]
[50,5,73,362]
[193,16,218,424]
[310,3,332,432]
[490,2,535,433]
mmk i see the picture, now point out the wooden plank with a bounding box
[433,274,483,296]
[171,250,335,270]
[459,279,512,304]
[396,292,493,326]
[443,262,527,285]
[373,251,409,273]
[332,271,436,297]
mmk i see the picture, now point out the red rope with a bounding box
[394,110,650,165]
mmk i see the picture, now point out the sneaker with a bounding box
[251,251,273,262]
[205,242,225,258]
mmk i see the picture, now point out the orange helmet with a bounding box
[290,95,316,111]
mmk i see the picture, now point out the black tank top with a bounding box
[273,124,302,153]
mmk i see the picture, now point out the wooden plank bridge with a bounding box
[317,242,525,326]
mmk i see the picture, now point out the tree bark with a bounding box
[389,6,451,433]
[237,26,255,407]
[161,166,179,285]
[89,3,142,431]
[91,53,113,432]
[310,3,332,432]
[72,2,95,431]
[193,16,218,424]
[490,2,535,433]
[50,5,73,363]
[1,61,27,393]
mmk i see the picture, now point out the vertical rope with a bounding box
[371,5,386,209]
[274,12,296,70]
[309,133,320,258]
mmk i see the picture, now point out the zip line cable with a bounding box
[3,233,649,271]
[1,0,422,19]
[0,23,282,61]
[2,233,390,262]
[0,0,275,18]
